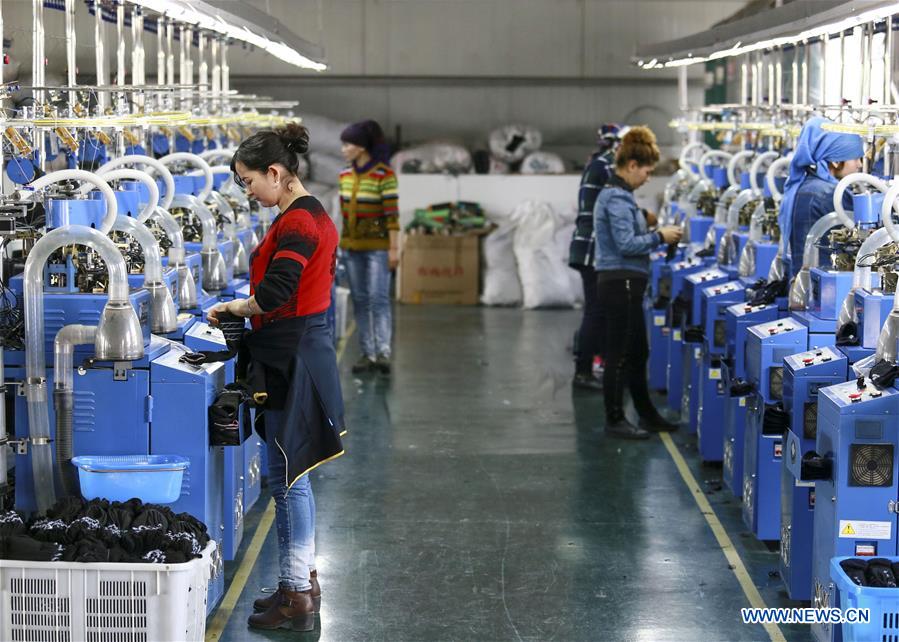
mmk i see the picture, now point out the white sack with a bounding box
[391,143,472,175]
[511,201,576,309]
[489,125,543,164]
[481,222,523,306]
[520,151,566,175]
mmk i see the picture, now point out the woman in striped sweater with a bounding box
[339,120,400,375]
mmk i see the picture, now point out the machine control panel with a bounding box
[753,318,801,337]
[673,259,702,271]
[823,377,897,406]
[786,346,842,369]
[705,281,743,297]
[731,302,773,317]
[688,269,728,284]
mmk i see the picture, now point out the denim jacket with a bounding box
[787,170,852,264]
[594,174,661,274]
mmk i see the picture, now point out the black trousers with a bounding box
[575,266,604,375]
[597,275,655,423]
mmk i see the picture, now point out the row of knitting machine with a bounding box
[0,123,288,615]
[654,114,899,641]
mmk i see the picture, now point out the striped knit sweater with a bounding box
[338,161,400,251]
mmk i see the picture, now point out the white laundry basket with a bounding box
[0,540,215,642]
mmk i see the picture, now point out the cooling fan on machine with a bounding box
[769,366,784,401]
[803,402,818,440]
[849,443,894,487]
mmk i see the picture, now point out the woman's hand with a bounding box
[658,225,683,245]
[207,298,255,325]
[388,247,399,271]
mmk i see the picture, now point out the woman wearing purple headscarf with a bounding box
[338,120,399,375]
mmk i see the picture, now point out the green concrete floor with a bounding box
[215,306,812,642]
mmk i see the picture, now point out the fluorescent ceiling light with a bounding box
[646,1,899,69]
[126,0,327,71]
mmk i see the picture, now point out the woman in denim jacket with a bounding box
[594,127,683,440]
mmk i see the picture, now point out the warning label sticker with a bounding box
[654,315,665,327]
[709,368,722,380]
[839,520,892,540]
[739,397,747,407]
[673,330,682,342]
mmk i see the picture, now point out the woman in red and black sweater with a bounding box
[209,123,345,632]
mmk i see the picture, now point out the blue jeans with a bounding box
[345,249,392,358]
[265,409,315,592]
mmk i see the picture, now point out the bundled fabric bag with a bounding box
[481,222,523,306]
[511,201,576,309]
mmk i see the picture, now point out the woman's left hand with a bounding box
[388,247,399,271]
[208,298,252,325]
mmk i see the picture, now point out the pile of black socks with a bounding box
[840,558,899,588]
[0,496,209,564]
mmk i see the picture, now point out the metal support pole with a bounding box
[32,0,44,107]
[886,17,893,106]
[198,32,207,111]
[65,0,76,112]
[741,58,748,106]
[132,5,144,111]
[116,0,125,87]
[791,47,798,105]
[211,37,221,102]
[802,40,809,105]
[157,16,165,86]
[768,54,776,106]
[221,40,230,101]
[166,20,174,93]
[839,30,846,104]
[677,65,688,113]
[821,36,828,106]
[775,48,783,106]
[96,1,107,111]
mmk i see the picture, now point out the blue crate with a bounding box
[71,455,190,504]
[831,556,899,642]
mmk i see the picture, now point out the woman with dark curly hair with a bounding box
[209,123,345,632]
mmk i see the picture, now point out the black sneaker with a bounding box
[352,356,376,374]
[573,372,602,391]
[604,419,651,440]
[374,354,391,375]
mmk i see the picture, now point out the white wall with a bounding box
[229,0,748,162]
[0,0,748,162]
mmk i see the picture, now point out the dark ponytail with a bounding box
[230,122,309,182]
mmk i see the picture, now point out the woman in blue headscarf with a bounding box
[779,116,864,267]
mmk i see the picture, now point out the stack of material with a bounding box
[0,496,210,564]
[405,201,487,235]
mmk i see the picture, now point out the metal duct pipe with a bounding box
[789,212,844,311]
[833,173,889,230]
[54,324,97,496]
[25,227,141,513]
[110,216,177,333]
[837,227,893,329]
[28,170,119,234]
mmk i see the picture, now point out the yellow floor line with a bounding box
[205,500,276,641]
[659,432,787,642]
[205,322,355,641]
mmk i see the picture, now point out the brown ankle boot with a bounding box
[247,586,315,631]
[254,571,321,613]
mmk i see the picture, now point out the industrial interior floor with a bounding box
[209,306,809,642]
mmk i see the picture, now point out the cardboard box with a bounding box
[398,232,480,305]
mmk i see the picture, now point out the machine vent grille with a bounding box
[769,366,784,400]
[849,443,894,487]
[803,402,818,440]
[713,320,726,348]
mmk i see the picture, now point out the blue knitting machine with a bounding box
[810,378,899,642]
[780,346,848,601]
[743,317,809,540]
